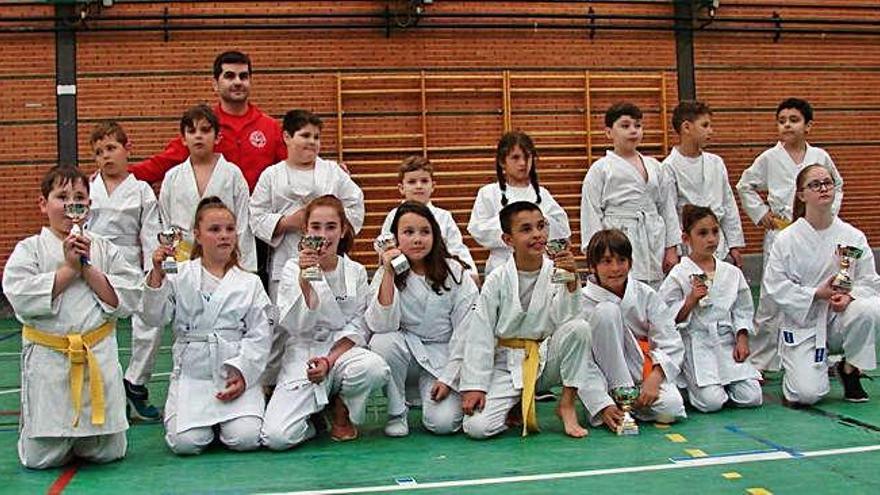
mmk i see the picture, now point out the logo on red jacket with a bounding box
[249,130,267,149]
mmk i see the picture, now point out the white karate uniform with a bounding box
[736,142,844,371]
[381,202,475,272]
[661,148,746,259]
[763,217,880,405]
[88,173,164,386]
[659,257,762,413]
[467,183,571,275]
[140,259,272,455]
[261,256,389,450]
[581,151,680,285]
[249,157,365,386]
[366,261,478,434]
[158,154,257,272]
[579,275,687,425]
[459,257,594,439]
[2,228,142,469]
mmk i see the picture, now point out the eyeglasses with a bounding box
[803,179,835,192]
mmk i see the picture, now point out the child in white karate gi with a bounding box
[142,197,272,455]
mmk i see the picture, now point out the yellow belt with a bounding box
[22,321,115,427]
[498,337,541,436]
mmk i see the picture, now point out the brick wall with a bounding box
[1,1,878,272]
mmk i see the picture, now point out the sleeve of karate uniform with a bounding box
[379,209,395,236]
[129,137,188,184]
[550,282,583,328]
[732,268,756,334]
[1,238,59,318]
[231,171,258,272]
[658,269,689,329]
[223,280,273,390]
[718,162,747,249]
[459,279,500,392]
[736,153,770,226]
[140,274,176,328]
[580,164,605,254]
[467,187,506,250]
[646,289,684,382]
[541,190,572,240]
[851,234,880,299]
[438,273,480,390]
[139,185,163,272]
[276,259,318,337]
[364,266,402,335]
[96,239,144,318]
[440,210,476,271]
[248,169,286,247]
[656,161,682,248]
[337,264,369,348]
[762,238,817,327]
[157,173,173,229]
[821,151,845,216]
[335,169,366,234]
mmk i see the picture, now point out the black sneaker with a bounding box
[124,379,162,422]
[838,361,869,403]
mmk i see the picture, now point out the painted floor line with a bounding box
[0,373,170,396]
[260,443,880,495]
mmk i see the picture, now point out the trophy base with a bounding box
[391,255,410,275]
[551,269,577,284]
[616,412,639,436]
[301,267,324,281]
[161,258,178,274]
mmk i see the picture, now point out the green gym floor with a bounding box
[1,317,879,494]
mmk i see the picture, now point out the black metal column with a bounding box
[674,1,696,101]
[55,5,77,167]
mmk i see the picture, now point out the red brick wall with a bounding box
[1,1,878,272]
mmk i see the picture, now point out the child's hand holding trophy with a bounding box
[546,238,576,284]
[64,202,91,266]
[374,233,410,275]
[298,235,328,281]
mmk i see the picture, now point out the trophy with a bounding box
[691,273,713,307]
[610,386,641,436]
[64,202,90,265]
[299,235,328,281]
[546,238,576,284]
[832,245,864,293]
[157,227,183,274]
[374,233,410,275]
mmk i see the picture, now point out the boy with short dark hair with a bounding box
[662,100,746,266]
[380,155,476,277]
[88,121,164,422]
[159,104,257,272]
[580,102,681,289]
[2,166,142,469]
[460,201,595,439]
[736,97,844,372]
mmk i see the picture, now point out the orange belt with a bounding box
[638,337,654,381]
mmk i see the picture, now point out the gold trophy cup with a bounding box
[611,386,641,436]
[299,235,328,281]
[64,202,90,265]
[157,227,183,274]
[546,238,576,284]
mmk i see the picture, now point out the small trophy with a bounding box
[610,386,641,436]
[64,202,90,265]
[299,235,327,281]
[832,245,864,293]
[157,227,182,274]
[546,238,576,284]
[374,233,410,275]
[691,273,713,308]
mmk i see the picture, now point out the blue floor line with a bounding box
[0,331,21,343]
[725,423,804,458]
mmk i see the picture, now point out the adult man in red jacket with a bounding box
[130,50,286,191]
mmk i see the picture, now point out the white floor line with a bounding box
[260,443,880,495]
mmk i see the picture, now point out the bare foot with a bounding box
[329,395,358,441]
[556,387,588,438]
